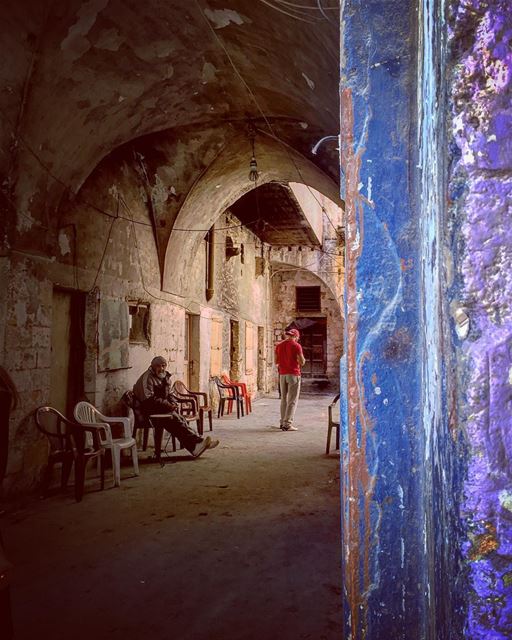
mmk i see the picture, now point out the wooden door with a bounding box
[50,290,72,414]
[299,318,327,378]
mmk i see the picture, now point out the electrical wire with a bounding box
[87,196,120,293]
[4,4,343,301]
[194,0,342,237]
[275,0,338,10]
[3,6,342,238]
[258,0,321,23]
[316,0,336,25]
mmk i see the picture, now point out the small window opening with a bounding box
[128,303,150,345]
[296,286,321,313]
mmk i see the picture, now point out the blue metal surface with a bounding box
[340,1,466,638]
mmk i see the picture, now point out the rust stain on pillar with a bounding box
[340,87,376,638]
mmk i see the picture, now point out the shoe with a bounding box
[207,438,220,450]
[283,425,298,431]
[192,437,210,458]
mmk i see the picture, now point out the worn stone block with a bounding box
[32,327,51,349]
[5,325,33,350]
[36,348,52,369]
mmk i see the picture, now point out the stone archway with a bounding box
[162,131,341,297]
[270,261,343,388]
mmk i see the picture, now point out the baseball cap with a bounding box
[285,328,300,338]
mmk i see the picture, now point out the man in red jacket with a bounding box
[274,328,306,431]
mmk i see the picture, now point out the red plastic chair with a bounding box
[221,373,252,414]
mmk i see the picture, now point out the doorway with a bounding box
[185,313,200,389]
[257,326,265,391]
[230,320,240,380]
[297,317,327,378]
[50,288,85,417]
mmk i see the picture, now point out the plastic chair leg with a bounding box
[74,459,86,502]
[142,428,149,451]
[61,454,73,489]
[40,462,54,497]
[99,455,105,490]
[112,446,121,487]
[131,445,139,476]
[326,425,332,454]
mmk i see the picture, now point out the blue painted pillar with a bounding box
[339,1,464,638]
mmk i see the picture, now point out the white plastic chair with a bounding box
[74,401,139,487]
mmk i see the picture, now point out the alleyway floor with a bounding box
[3,393,342,640]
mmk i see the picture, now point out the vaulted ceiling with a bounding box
[1,0,341,263]
[229,182,322,246]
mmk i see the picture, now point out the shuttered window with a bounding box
[296,286,321,312]
[210,318,223,375]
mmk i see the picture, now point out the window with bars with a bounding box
[296,286,321,312]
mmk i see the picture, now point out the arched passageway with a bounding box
[2,0,510,639]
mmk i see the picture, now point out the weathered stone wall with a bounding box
[268,196,344,388]
[271,266,343,385]
[449,2,512,637]
[188,209,273,400]
[0,150,275,495]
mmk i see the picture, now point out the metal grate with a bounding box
[296,286,321,312]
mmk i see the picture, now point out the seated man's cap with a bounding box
[151,356,167,367]
[285,328,300,338]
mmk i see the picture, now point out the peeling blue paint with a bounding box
[340,1,427,637]
[449,1,512,637]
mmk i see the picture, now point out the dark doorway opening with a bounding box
[230,320,240,380]
[295,317,327,379]
[50,288,86,417]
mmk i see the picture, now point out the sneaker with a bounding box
[192,437,211,458]
[283,425,298,431]
[270,426,285,431]
[207,438,220,450]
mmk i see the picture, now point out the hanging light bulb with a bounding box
[247,121,259,183]
[249,155,259,182]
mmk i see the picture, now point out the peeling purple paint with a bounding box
[450,1,512,637]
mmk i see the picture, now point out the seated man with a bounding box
[133,356,218,458]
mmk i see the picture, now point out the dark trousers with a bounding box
[141,397,202,454]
